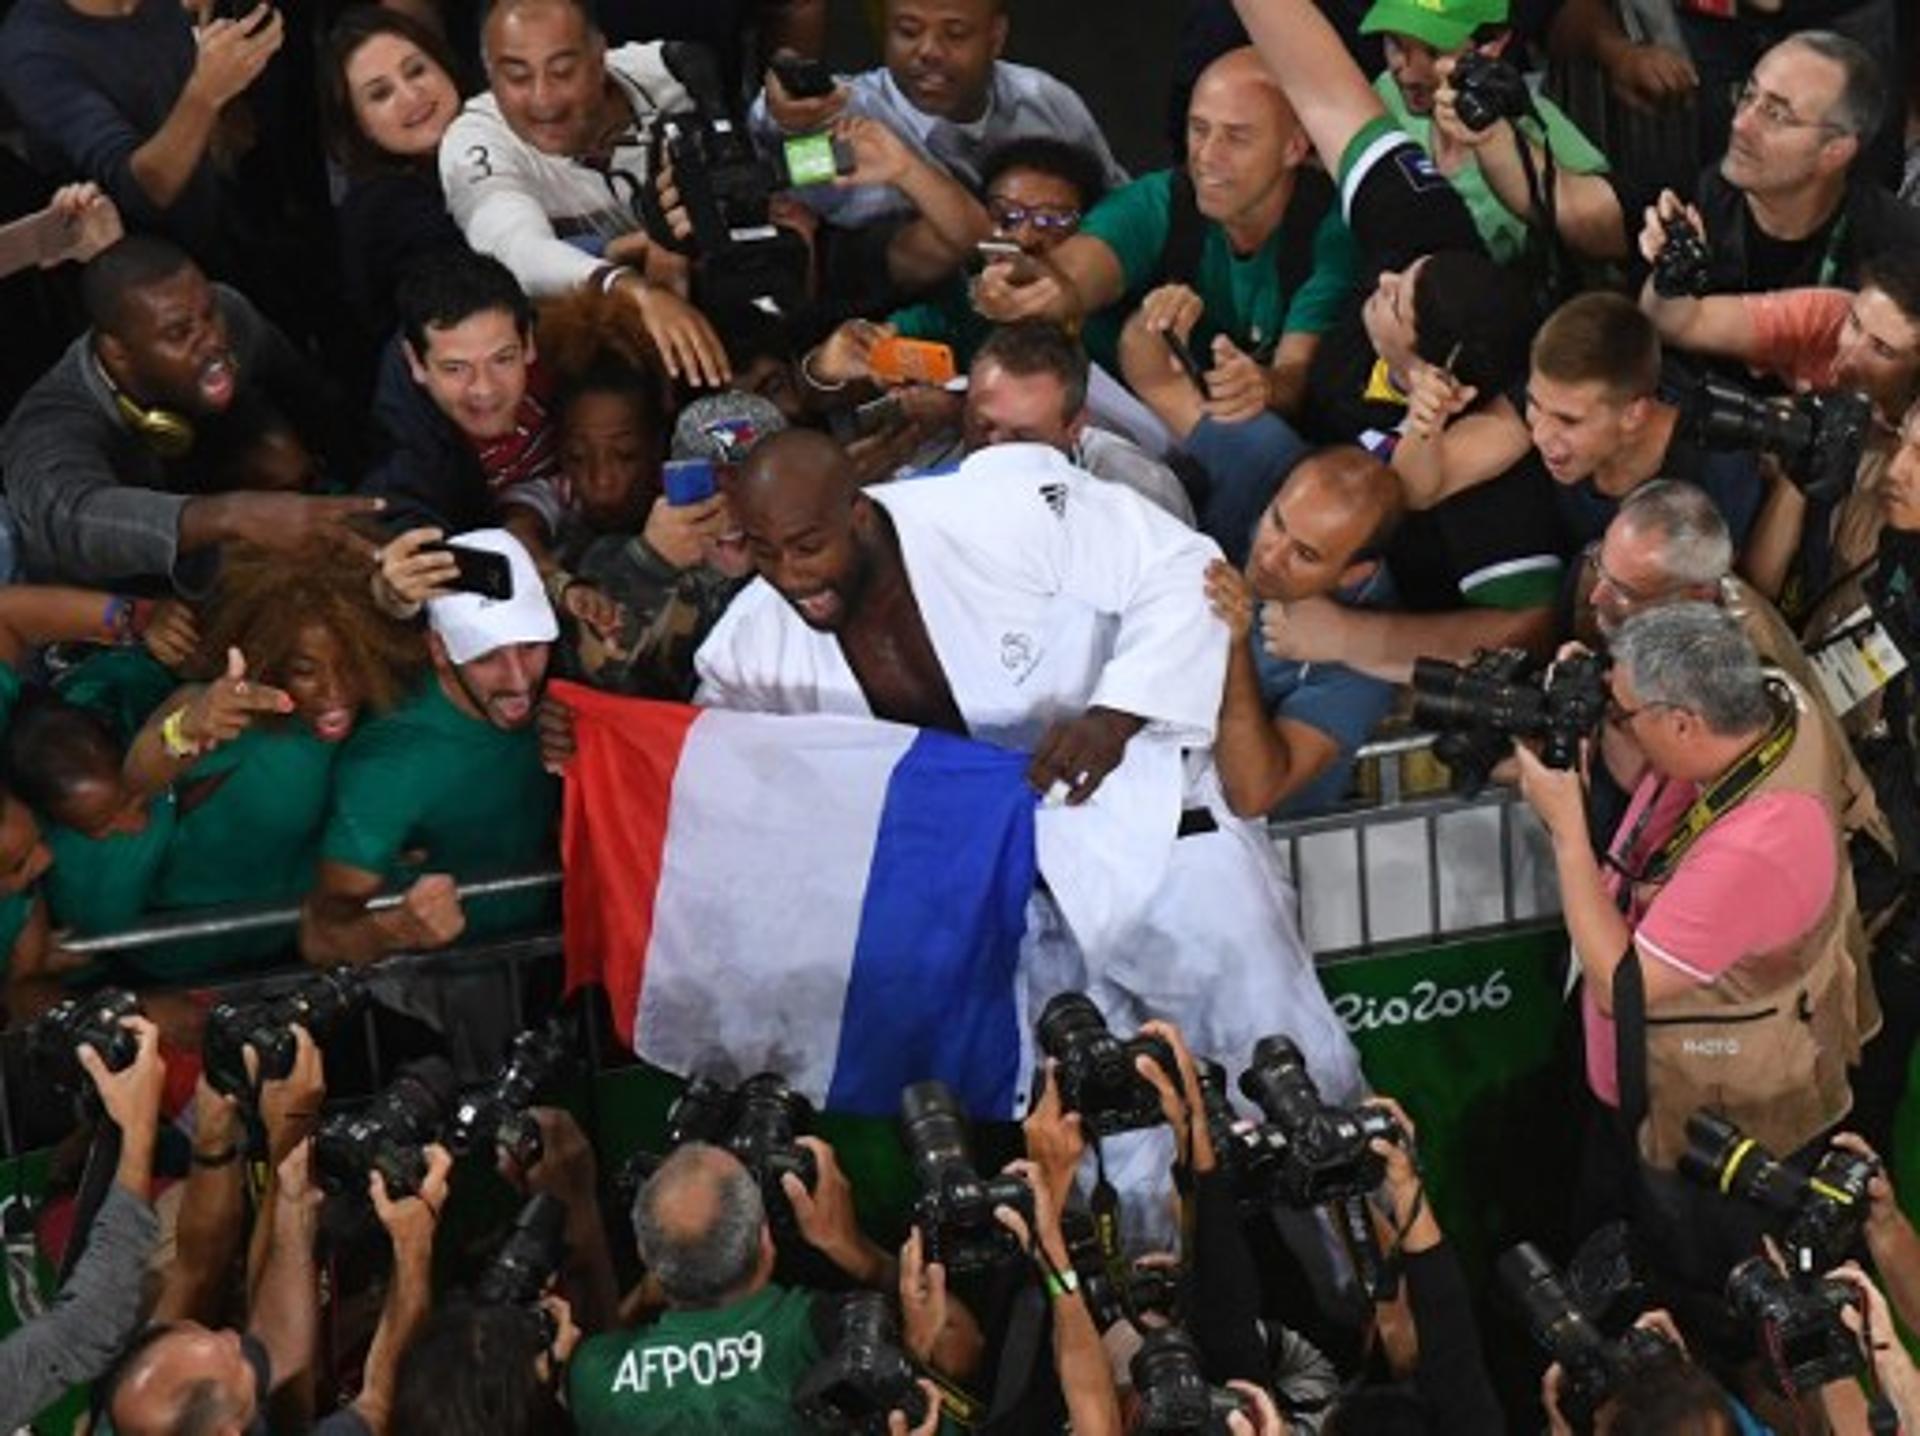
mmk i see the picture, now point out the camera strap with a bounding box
[1635,689,1798,887]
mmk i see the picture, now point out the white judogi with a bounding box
[695,444,1362,1106]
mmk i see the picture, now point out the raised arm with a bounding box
[1228,0,1388,178]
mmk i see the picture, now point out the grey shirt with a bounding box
[0,1182,156,1430]
[751,61,1127,228]
[0,285,301,592]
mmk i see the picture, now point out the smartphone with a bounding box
[1162,330,1207,394]
[974,239,1041,285]
[853,393,904,438]
[868,336,957,388]
[770,53,836,100]
[0,207,72,282]
[423,541,513,601]
[778,132,856,189]
[663,457,719,506]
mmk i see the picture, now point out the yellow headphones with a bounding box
[96,355,196,460]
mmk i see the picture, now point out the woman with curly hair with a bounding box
[63,542,428,977]
[534,289,756,700]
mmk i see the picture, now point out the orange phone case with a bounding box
[868,336,957,387]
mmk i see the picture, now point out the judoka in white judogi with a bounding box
[695,440,1363,1111]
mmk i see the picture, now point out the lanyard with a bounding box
[1626,691,1799,890]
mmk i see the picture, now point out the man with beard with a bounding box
[1204,447,1402,818]
[301,529,559,963]
[0,236,378,591]
[682,428,1363,1108]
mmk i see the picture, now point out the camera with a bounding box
[1726,1256,1861,1396]
[1129,1328,1251,1434]
[25,990,140,1113]
[662,1072,819,1220]
[1035,992,1176,1138]
[1412,647,1610,793]
[1679,1112,1874,1277]
[792,1291,929,1433]
[1692,377,1872,504]
[1449,51,1535,132]
[1239,1036,1400,1207]
[1500,1242,1684,1431]
[899,1080,1030,1274]
[448,1019,573,1170]
[1061,1210,1181,1332]
[476,1192,569,1309]
[315,1057,457,1201]
[1194,1061,1288,1210]
[203,967,367,1102]
[1651,211,1713,299]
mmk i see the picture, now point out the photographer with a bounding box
[0,1015,162,1430]
[1825,1132,1920,1341]
[1823,1261,1920,1432]
[1513,603,1867,1283]
[391,1297,583,1436]
[1537,1310,1746,1436]
[567,1137,980,1432]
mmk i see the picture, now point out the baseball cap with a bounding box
[670,390,789,464]
[1360,0,1508,51]
[426,528,558,665]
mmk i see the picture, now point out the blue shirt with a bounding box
[1254,565,1399,818]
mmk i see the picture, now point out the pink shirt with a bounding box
[1741,288,1850,394]
[1583,775,1837,1105]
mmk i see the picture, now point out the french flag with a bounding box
[556,681,1036,1119]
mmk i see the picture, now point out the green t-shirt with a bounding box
[1374,73,1608,266]
[43,794,177,942]
[1077,167,1361,372]
[0,887,33,979]
[54,649,176,744]
[568,1284,831,1436]
[890,277,1123,385]
[321,679,558,938]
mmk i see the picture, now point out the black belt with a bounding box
[1177,807,1219,839]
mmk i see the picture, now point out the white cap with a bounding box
[426,529,558,665]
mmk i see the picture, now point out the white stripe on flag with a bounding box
[633,710,917,1102]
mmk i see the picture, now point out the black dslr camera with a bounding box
[665,1072,819,1210]
[1061,1210,1182,1332]
[1651,210,1713,299]
[1692,377,1872,504]
[477,1192,568,1304]
[25,989,140,1115]
[899,1080,1030,1274]
[1679,1112,1876,1277]
[1129,1328,1253,1434]
[448,1019,573,1170]
[1501,1242,1685,1433]
[1035,992,1176,1137]
[1239,1036,1401,1207]
[1194,1060,1288,1210]
[315,1057,456,1201]
[203,967,367,1102]
[1726,1256,1862,1396]
[1412,648,1610,793]
[1449,51,1536,131]
[792,1292,929,1433]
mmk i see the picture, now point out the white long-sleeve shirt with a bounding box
[440,43,689,296]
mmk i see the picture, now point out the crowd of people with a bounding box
[0,0,1918,1427]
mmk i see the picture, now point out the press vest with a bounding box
[567,1282,829,1436]
[1622,676,1872,1168]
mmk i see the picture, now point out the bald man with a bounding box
[1205,446,1404,817]
[689,430,1362,1124]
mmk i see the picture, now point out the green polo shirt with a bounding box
[1077,167,1361,372]
[321,678,558,939]
[43,795,177,943]
[1374,72,1608,265]
[54,648,176,744]
[569,1284,834,1436]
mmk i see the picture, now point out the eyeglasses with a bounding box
[1586,544,1661,607]
[1733,79,1843,135]
[986,201,1082,232]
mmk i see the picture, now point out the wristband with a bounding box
[191,1144,240,1167]
[160,707,202,760]
[799,345,849,393]
[595,264,641,297]
[102,595,135,643]
[1043,1265,1080,1300]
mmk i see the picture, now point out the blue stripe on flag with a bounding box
[825,729,1035,1119]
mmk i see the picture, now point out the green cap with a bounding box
[1359,0,1509,50]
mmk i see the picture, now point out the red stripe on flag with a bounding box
[556,679,701,1047]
